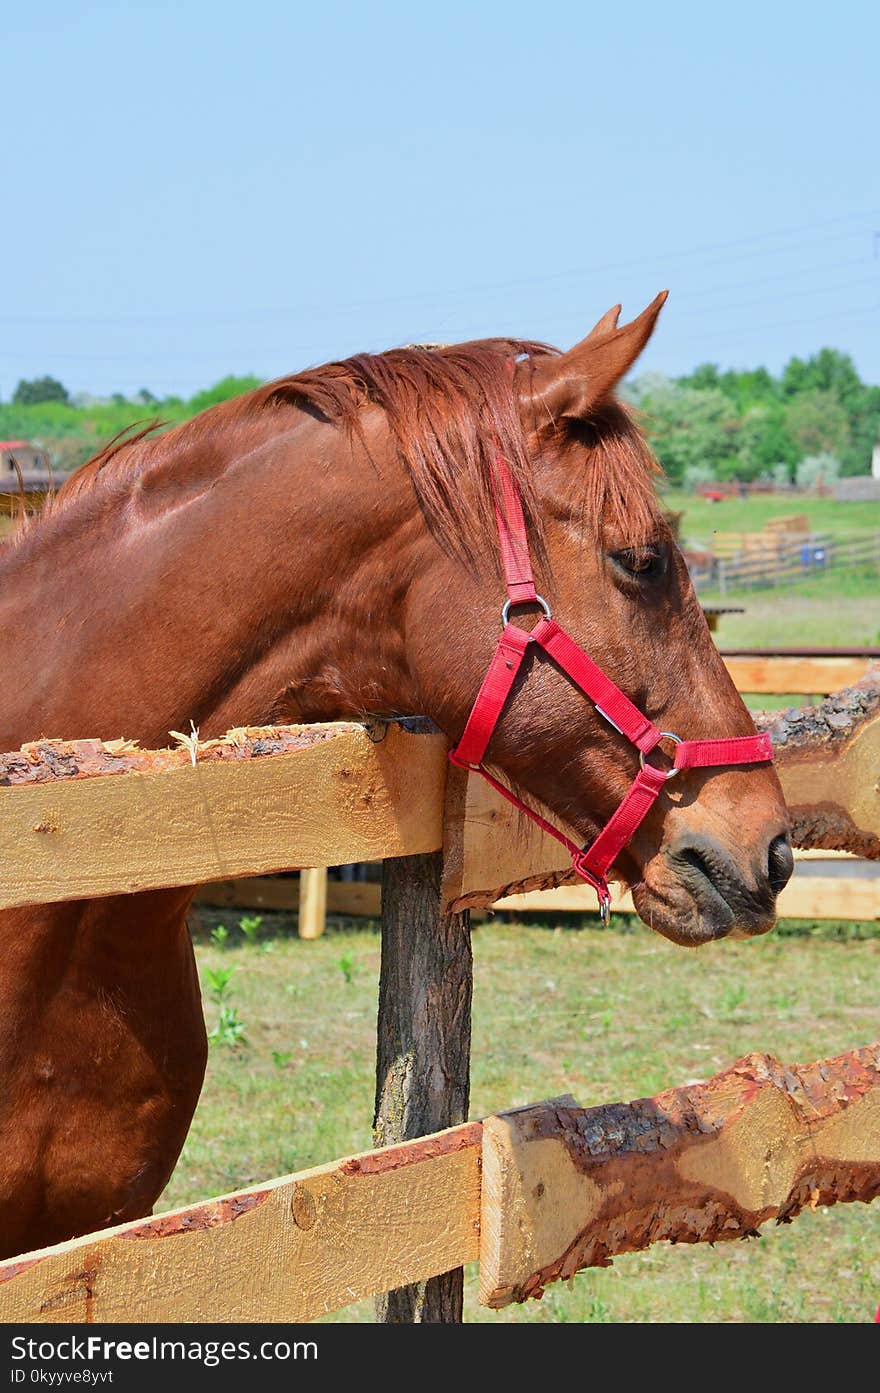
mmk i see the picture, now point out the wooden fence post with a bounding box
[298,866,327,939]
[373,850,473,1323]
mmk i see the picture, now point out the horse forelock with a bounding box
[571,402,665,548]
[32,339,663,565]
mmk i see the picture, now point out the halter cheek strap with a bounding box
[449,454,773,920]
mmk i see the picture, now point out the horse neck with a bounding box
[0,410,427,753]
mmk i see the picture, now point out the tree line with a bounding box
[0,376,261,476]
[3,347,878,486]
[628,347,879,486]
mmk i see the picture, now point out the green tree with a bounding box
[735,404,797,479]
[784,389,850,459]
[781,348,862,403]
[12,375,70,406]
[679,363,779,412]
[636,377,742,483]
[721,365,779,410]
[841,383,880,476]
[187,375,262,414]
[684,363,721,391]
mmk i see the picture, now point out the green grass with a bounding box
[162,912,880,1324]
[699,572,880,650]
[662,488,880,545]
[657,490,880,649]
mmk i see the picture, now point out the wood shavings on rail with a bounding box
[0,724,344,787]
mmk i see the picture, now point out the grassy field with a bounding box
[662,488,880,544]
[701,570,879,649]
[162,911,880,1324]
[659,489,879,651]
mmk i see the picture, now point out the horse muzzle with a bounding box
[633,827,793,946]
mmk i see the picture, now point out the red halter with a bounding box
[449,455,773,920]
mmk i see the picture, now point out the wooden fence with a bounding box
[194,654,880,938]
[1,1043,877,1323]
[194,851,879,930]
[689,532,880,593]
[0,671,878,1323]
[4,682,877,916]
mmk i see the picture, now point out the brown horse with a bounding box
[0,294,791,1259]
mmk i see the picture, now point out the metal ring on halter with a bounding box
[639,731,683,782]
[501,594,552,627]
[599,894,611,925]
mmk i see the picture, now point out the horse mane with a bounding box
[60,420,170,497]
[43,338,662,564]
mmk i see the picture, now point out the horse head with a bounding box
[400,297,792,945]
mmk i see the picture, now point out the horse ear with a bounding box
[526,291,668,422]
[585,303,622,340]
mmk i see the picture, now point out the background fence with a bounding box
[689,532,880,592]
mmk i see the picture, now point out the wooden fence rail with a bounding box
[194,852,880,926]
[721,653,876,694]
[2,668,877,922]
[0,722,446,911]
[0,1043,876,1324]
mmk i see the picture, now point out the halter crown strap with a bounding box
[491,454,537,605]
[449,451,774,915]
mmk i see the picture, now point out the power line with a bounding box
[660,272,880,321]
[1,212,877,329]
[684,299,880,345]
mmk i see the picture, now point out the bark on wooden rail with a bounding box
[480,1042,880,1308]
[756,669,880,859]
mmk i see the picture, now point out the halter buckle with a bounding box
[501,595,552,628]
[639,731,683,782]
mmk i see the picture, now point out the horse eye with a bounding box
[610,545,665,579]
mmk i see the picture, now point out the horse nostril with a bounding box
[667,832,782,936]
[767,833,794,896]
[677,845,717,886]
[667,837,738,932]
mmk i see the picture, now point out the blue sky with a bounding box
[3,1,878,397]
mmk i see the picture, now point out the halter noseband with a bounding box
[448,454,773,921]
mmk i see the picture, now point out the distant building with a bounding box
[834,474,880,501]
[0,441,71,514]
